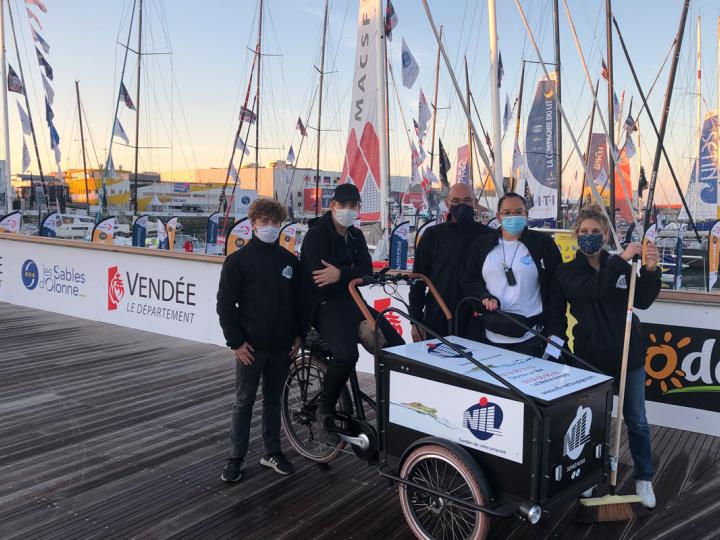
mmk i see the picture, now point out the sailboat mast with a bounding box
[75,81,90,209]
[0,0,12,213]
[315,0,328,218]
[7,1,48,213]
[579,80,599,211]
[511,60,526,191]
[488,0,503,195]
[132,0,143,215]
[553,0,562,222]
[606,0,615,226]
[429,25,442,171]
[255,0,263,192]
[464,57,473,184]
[695,15,701,220]
[376,0,389,231]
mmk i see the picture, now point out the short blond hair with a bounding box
[573,204,610,235]
[248,198,287,223]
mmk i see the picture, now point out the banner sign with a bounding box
[303,188,333,215]
[225,217,252,256]
[279,223,298,256]
[166,217,178,250]
[206,212,221,254]
[92,216,116,245]
[524,78,558,220]
[456,144,470,185]
[679,112,719,222]
[157,218,170,250]
[340,0,383,221]
[0,211,22,234]
[614,149,634,225]
[132,214,149,247]
[585,133,610,206]
[709,220,720,290]
[389,221,410,270]
[234,189,257,219]
[39,211,62,237]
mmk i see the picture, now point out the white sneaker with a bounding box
[580,486,595,498]
[635,480,656,509]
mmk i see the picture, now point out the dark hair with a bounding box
[573,204,610,235]
[497,192,527,212]
[248,198,287,223]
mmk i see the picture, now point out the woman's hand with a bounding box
[620,242,642,262]
[644,242,659,272]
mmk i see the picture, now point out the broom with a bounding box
[578,256,642,522]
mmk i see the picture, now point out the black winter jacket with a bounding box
[409,220,491,336]
[556,250,661,377]
[216,236,305,351]
[461,227,567,339]
[300,211,372,307]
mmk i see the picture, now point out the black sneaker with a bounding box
[221,458,245,483]
[260,453,294,475]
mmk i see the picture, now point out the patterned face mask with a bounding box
[577,233,604,255]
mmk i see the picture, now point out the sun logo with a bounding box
[645,331,689,393]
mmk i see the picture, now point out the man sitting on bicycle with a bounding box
[301,183,404,433]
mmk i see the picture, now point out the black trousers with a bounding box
[489,335,545,358]
[230,348,290,459]
[316,298,404,409]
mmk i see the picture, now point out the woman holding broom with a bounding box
[557,205,661,511]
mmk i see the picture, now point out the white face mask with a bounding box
[333,208,358,227]
[255,225,280,244]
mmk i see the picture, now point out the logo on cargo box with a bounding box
[108,266,125,310]
[563,406,592,460]
[427,341,473,358]
[21,259,39,290]
[463,397,503,441]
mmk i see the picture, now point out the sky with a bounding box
[4,0,720,204]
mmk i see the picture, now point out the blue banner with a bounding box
[39,211,61,237]
[389,221,410,270]
[525,79,558,190]
[132,214,149,247]
[699,113,719,206]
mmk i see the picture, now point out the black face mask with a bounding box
[448,203,475,224]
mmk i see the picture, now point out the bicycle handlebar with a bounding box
[348,271,453,331]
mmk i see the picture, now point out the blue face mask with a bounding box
[500,215,527,236]
[577,233,604,254]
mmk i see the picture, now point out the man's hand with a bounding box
[233,342,255,366]
[482,297,498,312]
[290,336,302,358]
[411,324,426,343]
[620,242,643,262]
[644,242,659,272]
[313,259,341,287]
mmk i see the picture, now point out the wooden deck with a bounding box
[2,302,720,540]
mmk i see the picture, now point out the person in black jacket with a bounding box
[300,183,403,432]
[409,183,491,340]
[217,199,304,483]
[556,205,660,509]
[461,192,566,357]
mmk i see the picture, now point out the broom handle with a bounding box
[610,256,639,489]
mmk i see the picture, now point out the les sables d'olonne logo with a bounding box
[108,266,125,310]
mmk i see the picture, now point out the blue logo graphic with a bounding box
[241,196,251,205]
[521,254,533,265]
[21,259,39,290]
[401,51,411,68]
[463,397,503,441]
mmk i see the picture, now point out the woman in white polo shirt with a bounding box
[461,192,566,356]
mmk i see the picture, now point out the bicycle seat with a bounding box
[358,320,386,354]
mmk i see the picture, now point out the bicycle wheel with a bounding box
[398,444,491,540]
[281,354,351,463]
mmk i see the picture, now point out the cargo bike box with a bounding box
[377,335,614,516]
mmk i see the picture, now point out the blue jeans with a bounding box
[623,367,654,481]
[230,349,290,460]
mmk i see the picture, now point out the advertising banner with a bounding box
[40,211,62,237]
[206,212,221,255]
[92,216,116,245]
[132,215,149,247]
[389,221,410,270]
[166,217,178,249]
[585,133,610,207]
[0,211,22,234]
[709,220,720,289]
[225,218,253,256]
[279,223,297,255]
[679,112,719,223]
[157,218,170,250]
[234,189,257,219]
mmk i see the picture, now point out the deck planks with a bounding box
[1,302,718,540]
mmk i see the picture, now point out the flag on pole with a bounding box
[286,145,295,164]
[497,52,504,87]
[624,134,636,159]
[31,27,50,54]
[418,87,431,140]
[106,151,116,179]
[22,139,31,172]
[296,116,307,137]
[35,47,53,80]
[112,119,130,145]
[25,0,48,13]
[413,119,420,137]
[119,82,136,110]
[613,92,620,123]
[503,94,511,133]
[638,166,648,198]
[42,74,54,104]
[26,7,43,29]
[601,58,609,80]
[385,0,398,41]
[236,136,250,155]
[512,140,524,172]
[49,122,60,148]
[8,65,24,94]
[401,38,419,89]
[239,106,257,124]
[438,138,451,188]
[229,162,239,182]
[52,143,61,165]
[16,102,31,135]
[45,97,53,125]
[624,112,637,133]
[456,145,470,184]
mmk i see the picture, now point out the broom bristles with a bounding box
[576,494,642,523]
